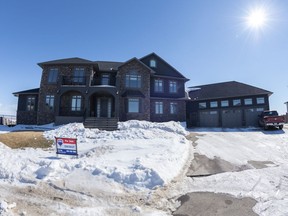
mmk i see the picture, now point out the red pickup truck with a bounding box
[258,110,285,130]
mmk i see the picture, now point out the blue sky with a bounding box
[0,0,287,115]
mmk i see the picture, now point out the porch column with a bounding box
[84,93,90,118]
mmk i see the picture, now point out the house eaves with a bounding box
[38,57,94,68]
[13,88,40,97]
[188,81,273,101]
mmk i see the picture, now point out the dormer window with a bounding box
[150,59,156,68]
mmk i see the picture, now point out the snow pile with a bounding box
[43,121,190,189]
[0,200,16,216]
[0,121,191,190]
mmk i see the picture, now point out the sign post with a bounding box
[55,137,78,157]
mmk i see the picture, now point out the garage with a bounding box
[244,108,263,127]
[199,111,219,127]
[222,109,242,128]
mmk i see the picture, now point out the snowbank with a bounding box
[0,121,191,190]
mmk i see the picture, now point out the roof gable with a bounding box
[119,57,155,74]
[188,81,272,101]
[140,53,188,80]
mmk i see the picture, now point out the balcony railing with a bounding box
[62,76,86,86]
[59,106,85,116]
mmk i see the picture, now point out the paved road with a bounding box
[173,192,258,216]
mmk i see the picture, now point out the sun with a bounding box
[245,7,268,30]
[239,4,274,40]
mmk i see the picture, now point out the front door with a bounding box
[96,97,112,118]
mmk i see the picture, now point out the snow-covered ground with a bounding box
[0,122,288,215]
[0,121,191,215]
[173,126,288,216]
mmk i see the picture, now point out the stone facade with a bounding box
[37,65,92,125]
[16,94,38,124]
[14,53,189,126]
[117,59,151,121]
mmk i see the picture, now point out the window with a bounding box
[71,95,82,111]
[150,59,156,68]
[154,79,163,92]
[257,97,265,104]
[244,98,253,105]
[199,102,207,109]
[128,98,139,113]
[169,81,177,93]
[221,100,229,107]
[125,72,141,88]
[73,67,85,84]
[48,68,58,83]
[256,108,264,112]
[45,95,54,110]
[170,102,177,114]
[27,96,36,111]
[233,99,241,106]
[155,101,163,114]
[210,101,218,108]
[101,74,110,85]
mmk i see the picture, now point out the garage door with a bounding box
[222,109,242,128]
[245,108,264,127]
[199,111,219,127]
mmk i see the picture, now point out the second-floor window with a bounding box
[155,101,163,114]
[73,68,85,84]
[199,102,207,109]
[27,96,36,111]
[233,99,241,106]
[71,95,82,111]
[154,79,163,92]
[244,98,253,105]
[257,97,265,104]
[101,74,110,85]
[48,68,58,83]
[210,101,218,108]
[45,95,54,111]
[221,100,229,107]
[169,81,177,93]
[125,72,141,88]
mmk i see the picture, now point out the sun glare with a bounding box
[246,7,268,30]
[239,4,275,41]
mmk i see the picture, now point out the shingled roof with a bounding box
[188,81,272,101]
[13,88,40,97]
[94,61,123,71]
[38,57,93,67]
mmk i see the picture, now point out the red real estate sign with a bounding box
[55,137,78,156]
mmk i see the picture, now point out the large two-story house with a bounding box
[13,53,189,129]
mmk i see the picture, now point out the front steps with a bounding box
[84,117,118,131]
